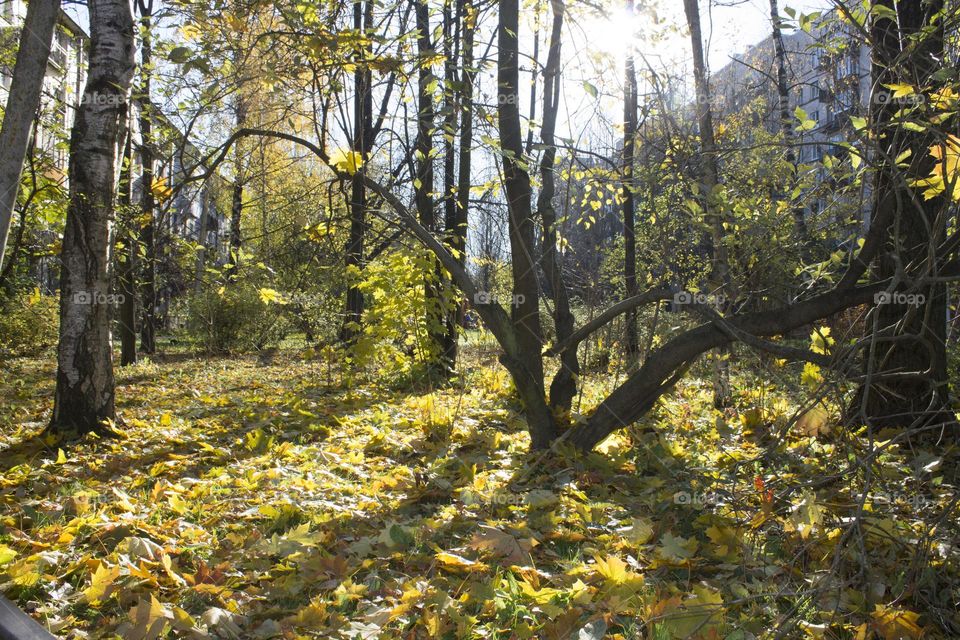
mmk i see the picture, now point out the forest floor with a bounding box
[0,343,958,639]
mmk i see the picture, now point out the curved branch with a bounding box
[545,286,673,356]
[570,282,886,450]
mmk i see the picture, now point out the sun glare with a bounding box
[579,8,641,59]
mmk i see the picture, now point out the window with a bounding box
[50,30,69,68]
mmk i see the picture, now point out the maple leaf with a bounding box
[468,525,534,564]
[124,595,173,640]
[655,533,699,564]
[82,562,121,604]
[435,551,487,573]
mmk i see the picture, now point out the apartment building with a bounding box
[0,0,228,268]
[709,11,873,231]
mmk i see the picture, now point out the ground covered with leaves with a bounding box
[1,347,959,639]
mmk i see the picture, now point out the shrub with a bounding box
[0,291,59,358]
[186,284,289,353]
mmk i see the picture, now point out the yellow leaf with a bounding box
[56,448,67,464]
[127,595,172,640]
[0,545,17,565]
[83,562,121,604]
[796,405,831,437]
[435,551,487,573]
[622,517,654,546]
[872,604,924,640]
[655,533,699,564]
[258,287,287,305]
[167,493,189,515]
[883,82,915,98]
[331,149,364,175]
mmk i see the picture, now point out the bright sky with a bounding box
[580,0,833,71]
[554,0,833,146]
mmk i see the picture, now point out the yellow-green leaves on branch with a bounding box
[330,149,364,175]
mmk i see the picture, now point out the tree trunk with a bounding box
[854,0,954,433]
[49,0,135,435]
[137,1,157,353]
[225,96,246,282]
[439,0,461,371]
[536,0,578,417]
[623,0,639,365]
[340,0,372,344]
[117,134,138,365]
[683,0,732,409]
[448,0,474,363]
[0,127,39,293]
[413,0,445,367]
[194,188,210,292]
[496,0,557,448]
[768,0,807,243]
[0,0,61,272]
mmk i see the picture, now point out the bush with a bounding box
[186,284,289,353]
[0,292,59,358]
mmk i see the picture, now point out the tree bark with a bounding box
[683,0,732,409]
[853,0,954,432]
[413,0,445,367]
[439,0,460,371]
[496,0,557,448]
[536,0,578,416]
[137,0,157,353]
[623,0,639,365]
[194,187,210,292]
[340,0,372,344]
[768,0,807,243]
[117,134,137,365]
[446,0,474,366]
[49,0,135,435]
[0,0,61,273]
[225,96,246,283]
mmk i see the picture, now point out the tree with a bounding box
[340,0,373,344]
[683,0,732,409]
[768,0,807,242]
[493,0,557,448]
[0,0,61,276]
[851,0,955,433]
[49,0,135,435]
[622,0,639,365]
[412,0,445,368]
[117,135,138,365]
[137,0,157,355]
[536,0,578,416]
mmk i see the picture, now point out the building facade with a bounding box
[0,1,228,286]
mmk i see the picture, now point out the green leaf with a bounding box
[169,46,192,63]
